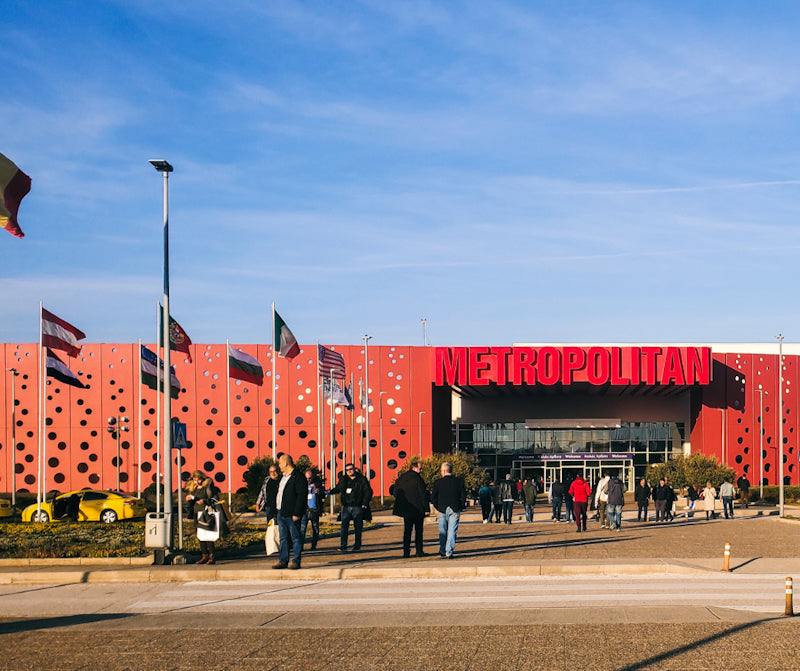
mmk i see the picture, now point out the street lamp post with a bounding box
[107,416,130,491]
[756,388,766,500]
[777,333,785,517]
[379,391,387,503]
[6,368,18,511]
[362,335,372,481]
[418,411,426,458]
[149,158,174,549]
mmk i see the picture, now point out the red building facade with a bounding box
[0,342,797,496]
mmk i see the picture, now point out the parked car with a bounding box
[21,489,147,523]
[0,498,13,518]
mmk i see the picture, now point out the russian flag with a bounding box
[46,351,86,389]
[0,152,30,239]
[42,307,85,357]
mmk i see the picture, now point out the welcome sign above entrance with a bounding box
[434,346,712,387]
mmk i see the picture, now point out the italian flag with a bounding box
[274,309,300,360]
[228,344,264,386]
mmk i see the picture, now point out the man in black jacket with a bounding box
[431,461,467,559]
[273,454,308,570]
[330,463,373,553]
[391,459,429,558]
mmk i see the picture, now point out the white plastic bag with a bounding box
[265,520,279,555]
[196,511,220,542]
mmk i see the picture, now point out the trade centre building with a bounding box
[1,341,798,496]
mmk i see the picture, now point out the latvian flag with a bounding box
[318,344,346,380]
[46,350,86,389]
[140,345,181,399]
[228,345,264,386]
[0,152,31,239]
[274,309,300,360]
[41,307,86,357]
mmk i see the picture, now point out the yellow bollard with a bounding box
[784,577,794,617]
[722,542,731,572]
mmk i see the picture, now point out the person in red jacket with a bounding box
[569,474,592,532]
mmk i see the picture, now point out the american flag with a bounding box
[318,344,346,379]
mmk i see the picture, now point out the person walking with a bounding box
[568,473,591,532]
[594,472,610,528]
[737,473,751,509]
[273,454,307,570]
[719,478,736,519]
[549,477,564,522]
[522,478,537,523]
[330,463,373,553]
[300,468,324,551]
[653,478,670,523]
[491,480,502,523]
[634,477,651,522]
[478,481,493,523]
[702,481,717,520]
[431,461,467,559]
[499,474,515,525]
[190,470,221,565]
[606,471,625,531]
[391,458,429,558]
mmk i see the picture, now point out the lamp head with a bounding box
[148,159,173,173]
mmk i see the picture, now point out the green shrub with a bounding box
[645,454,736,489]
[393,452,488,493]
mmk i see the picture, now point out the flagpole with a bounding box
[155,305,161,516]
[316,340,322,475]
[330,369,336,515]
[363,335,371,483]
[226,340,232,503]
[37,301,43,513]
[271,304,277,460]
[350,372,355,466]
[137,339,143,498]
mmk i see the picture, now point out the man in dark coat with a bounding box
[273,454,308,570]
[330,463,373,552]
[391,459,429,558]
[634,477,651,522]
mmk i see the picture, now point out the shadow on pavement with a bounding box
[0,612,132,634]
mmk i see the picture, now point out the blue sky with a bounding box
[4,1,800,347]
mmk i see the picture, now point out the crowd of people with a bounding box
[188,460,752,567]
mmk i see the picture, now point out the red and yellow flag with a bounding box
[0,152,31,239]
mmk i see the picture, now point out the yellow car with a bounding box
[0,498,12,518]
[22,489,147,524]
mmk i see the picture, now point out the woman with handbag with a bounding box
[190,470,221,564]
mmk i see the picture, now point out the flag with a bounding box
[274,309,300,359]
[41,307,85,357]
[318,344,346,379]
[322,377,350,406]
[140,345,180,399]
[359,379,372,408]
[46,350,86,389]
[159,310,193,362]
[0,152,30,239]
[228,344,264,386]
[344,382,354,411]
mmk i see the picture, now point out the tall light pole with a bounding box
[362,335,372,481]
[6,368,18,511]
[421,318,428,347]
[107,416,130,491]
[418,411,426,458]
[755,388,766,500]
[149,158,174,547]
[379,391,387,503]
[776,333,785,517]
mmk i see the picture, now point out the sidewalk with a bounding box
[1,506,798,583]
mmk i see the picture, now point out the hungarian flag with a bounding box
[41,307,85,357]
[159,310,193,362]
[228,344,264,386]
[46,351,86,389]
[140,345,181,399]
[274,309,300,359]
[318,344,346,379]
[0,152,30,239]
